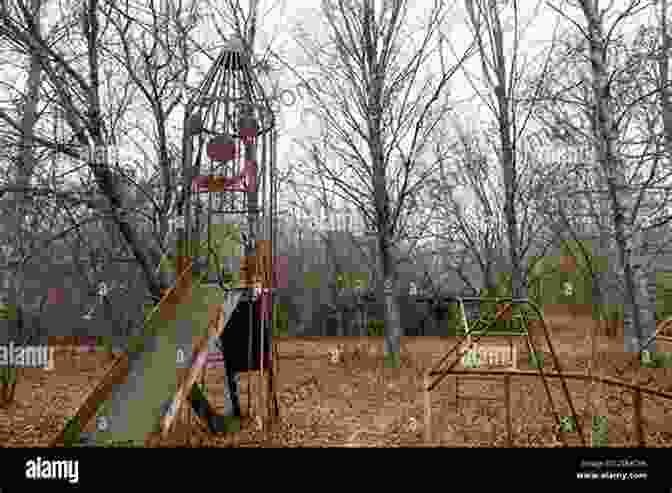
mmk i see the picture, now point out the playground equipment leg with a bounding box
[424,372,431,443]
[225,359,242,417]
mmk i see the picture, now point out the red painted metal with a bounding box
[206,134,237,162]
[47,287,65,305]
[191,159,257,193]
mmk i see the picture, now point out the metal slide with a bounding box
[59,275,242,446]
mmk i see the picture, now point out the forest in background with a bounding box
[0,0,670,354]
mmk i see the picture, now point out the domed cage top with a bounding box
[178,37,277,290]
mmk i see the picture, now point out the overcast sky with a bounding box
[1,0,659,235]
[246,0,653,231]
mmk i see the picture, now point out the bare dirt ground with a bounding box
[2,314,672,447]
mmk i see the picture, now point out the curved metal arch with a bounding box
[179,38,277,271]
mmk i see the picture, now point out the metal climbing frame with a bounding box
[175,36,279,425]
[422,296,586,447]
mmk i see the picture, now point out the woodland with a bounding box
[0,0,671,448]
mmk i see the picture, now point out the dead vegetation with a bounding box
[1,316,671,447]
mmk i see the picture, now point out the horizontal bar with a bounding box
[461,332,526,337]
[427,368,672,400]
[209,209,261,214]
[457,396,500,401]
[414,297,531,303]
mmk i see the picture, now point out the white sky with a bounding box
[0,0,659,233]
[248,0,655,233]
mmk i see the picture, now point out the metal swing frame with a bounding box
[420,295,586,447]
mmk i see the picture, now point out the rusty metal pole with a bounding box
[633,385,644,446]
[424,372,431,443]
[240,103,262,426]
[504,374,512,447]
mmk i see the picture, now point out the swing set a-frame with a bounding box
[421,296,586,447]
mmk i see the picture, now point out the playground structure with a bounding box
[50,37,280,446]
[171,33,279,433]
[422,296,672,447]
[24,37,672,447]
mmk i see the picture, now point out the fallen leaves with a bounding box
[4,326,672,447]
[0,351,117,446]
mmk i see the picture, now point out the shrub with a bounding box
[191,380,208,402]
[96,335,114,355]
[461,349,481,369]
[559,415,576,433]
[0,365,17,406]
[127,334,146,355]
[656,271,672,322]
[272,303,289,337]
[384,351,401,368]
[367,319,385,337]
[103,440,142,447]
[62,415,82,447]
[641,351,672,368]
[221,271,235,287]
[591,415,608,447]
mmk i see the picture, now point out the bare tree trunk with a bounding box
[464,0,526,301]
[81,0,164,302]
[0,0,43,408]
[372,149,403,361]
[379,232,403,361]
[660,0,672,158]
[580,0,649,354]
[10,0,42,338]
[294,0,464,364]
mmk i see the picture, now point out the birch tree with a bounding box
[658,0,672,158]
[2,0,43,338]
[576,0,656,354]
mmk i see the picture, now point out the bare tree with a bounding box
[658,0,672,158]
[0,0,169,302]
[103,0,203,288]
[527,1,672,347]
[3,0,42,333]
[575,0,656,355]
[285,0,474,364]
[462,0,527,300]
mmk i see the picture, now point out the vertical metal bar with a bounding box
[207,143,214,274]
[633,386,644,446]
[505,374,512,447]
[455,376,460,410]
[424,372,431,443]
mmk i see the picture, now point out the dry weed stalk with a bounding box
[586,316,608,445]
